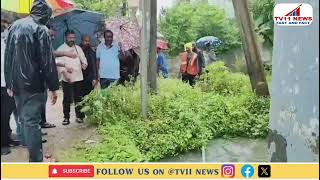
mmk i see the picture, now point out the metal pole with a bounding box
[202,146,206,162]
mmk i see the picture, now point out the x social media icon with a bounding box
[258,165,271,178]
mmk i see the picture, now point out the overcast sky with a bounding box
[157,0,174,16]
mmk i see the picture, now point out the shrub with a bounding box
[65,63,270,162]
[198,61,251,95]
[159,2,241,56]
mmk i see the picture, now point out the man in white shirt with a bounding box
[56,30,88,125]
[38,25,76,130]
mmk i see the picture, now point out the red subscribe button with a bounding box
[49,165,94,178]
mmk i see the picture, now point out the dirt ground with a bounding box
[1,90,98,162]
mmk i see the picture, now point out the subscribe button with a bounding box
[49,165,94,178]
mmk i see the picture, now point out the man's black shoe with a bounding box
[62,118,70,125]
[76,118,84,123]
[8,139,21,147]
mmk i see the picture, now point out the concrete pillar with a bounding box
[268,0,319,162]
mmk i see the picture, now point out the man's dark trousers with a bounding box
[100,78,117,89]
[182,74,196,87]
[40,89,48,126]
[1,87,16,147]
[82,80,94,97]
[62,81,85,119]
[14,91,44,162]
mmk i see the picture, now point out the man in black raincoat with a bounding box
[4,0,59,162]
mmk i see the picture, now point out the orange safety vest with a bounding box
[180,52,199,76]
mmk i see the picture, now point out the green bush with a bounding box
[250,0,275,46]
[73,0,124,18]
[159,2,241,56]
[231,55,248,74]
[65,63,270,162]
[198,62,251,95]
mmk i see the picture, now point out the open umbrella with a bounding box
[196,36,222,49]
[47,0,75,16]
[157,39,169,50]
[105,17,140,51]
[1,0,74,15]
[50,9,104,49]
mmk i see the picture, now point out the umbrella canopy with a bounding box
[49,9,104,49]
[196,36,222,49]
[105,17,140,51]
[47,0,75,16]
[157,39,169,50]
[1,0,74,15]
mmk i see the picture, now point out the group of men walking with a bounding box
[1,0,217,163]
[1,0,123,162]
[156,42,216,86]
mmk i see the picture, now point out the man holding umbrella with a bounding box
[96,30,124,89]
[204,42,217,65]
[156,48,169,79]
[156,39,169,79]
[196,36,220,66]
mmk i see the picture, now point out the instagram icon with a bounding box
[221,164,235,178]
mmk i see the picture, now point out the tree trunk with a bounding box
[232,0,270,97]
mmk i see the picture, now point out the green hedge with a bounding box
[159,2,241,56]
[64,62,270,162]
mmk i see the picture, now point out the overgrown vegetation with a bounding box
[159,2,241,56]
[250,0,275,46]
[63,62,270,162]
[73,0,126,18]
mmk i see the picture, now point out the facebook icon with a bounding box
[241,165,254,178]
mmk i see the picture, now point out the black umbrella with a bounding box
[196,36,223,50]
[49,9,104,49]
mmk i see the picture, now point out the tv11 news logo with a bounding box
[274,3,313,26]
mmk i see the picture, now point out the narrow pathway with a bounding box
[1,90,97,162]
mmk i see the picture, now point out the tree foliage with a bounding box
[73,0,125,18]
[159,2,241,56]
[64,62,270,162]
[250,0,275,46]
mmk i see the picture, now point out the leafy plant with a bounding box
[250,0,275,46]
[159,2,241,56]
[198,62,251,95]
[73,0,125,18]
[231,55,248,74]
[65,63,270,162]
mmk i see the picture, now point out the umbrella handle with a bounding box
[63,19,69,30]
